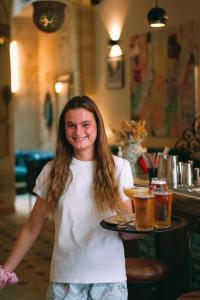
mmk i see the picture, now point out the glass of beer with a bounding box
[132,188,154,231]
[123,186,149,213]
[150,177,168,192]
[154,190,173,228]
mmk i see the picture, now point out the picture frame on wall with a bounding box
[107,56,124,89]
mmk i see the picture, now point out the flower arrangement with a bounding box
[112,120,147,146]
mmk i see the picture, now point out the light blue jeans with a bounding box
[46,281,128,300]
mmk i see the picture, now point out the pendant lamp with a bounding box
[32,1,66,33]
[147,0,168,28]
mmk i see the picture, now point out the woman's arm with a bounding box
[2,197,48,272]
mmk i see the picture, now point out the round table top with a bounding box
[101,216,187,234]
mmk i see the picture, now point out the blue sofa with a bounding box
[15,150,54,194]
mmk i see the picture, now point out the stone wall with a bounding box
[0,1,14,213]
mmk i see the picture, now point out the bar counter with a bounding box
[172,187,200,292]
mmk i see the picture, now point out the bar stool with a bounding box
[176,291,200,299]
[126,257,170,300]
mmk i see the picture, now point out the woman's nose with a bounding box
[75,125,82,135]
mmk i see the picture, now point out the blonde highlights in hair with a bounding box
[45,96,121,215]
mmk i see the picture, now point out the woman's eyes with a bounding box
[66,123,90,128]
[82,123,90,127]
[66,124,75,128]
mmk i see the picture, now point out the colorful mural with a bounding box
[130,22,199,138]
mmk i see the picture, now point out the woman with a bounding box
[0,95,133,299]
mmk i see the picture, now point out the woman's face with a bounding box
[65,108,97,160]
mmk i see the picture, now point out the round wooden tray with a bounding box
[101,216,187,234]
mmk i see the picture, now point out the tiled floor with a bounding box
[0,194,54,300]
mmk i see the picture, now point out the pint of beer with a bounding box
[150,177,168,192]
[133,190,154,231]
[154,190,173,228]
[123,187,149,213]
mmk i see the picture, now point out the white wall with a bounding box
[94,0,200,147]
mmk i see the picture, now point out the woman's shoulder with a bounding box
[112,155,130,169]
[37,160,53,179]
[42,160,53,172]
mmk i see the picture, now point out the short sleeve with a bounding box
[33,161,52,200]
[118,159,134,201]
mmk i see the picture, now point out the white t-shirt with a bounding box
[33,155,133,283]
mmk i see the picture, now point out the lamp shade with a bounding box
[147,6,168,27]
[32,1,66,33]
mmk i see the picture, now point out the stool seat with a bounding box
[126,257,169,284]
[177,291,200,299]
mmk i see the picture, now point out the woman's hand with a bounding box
[0,266,19,289]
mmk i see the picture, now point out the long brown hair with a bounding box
[45,95,121,215]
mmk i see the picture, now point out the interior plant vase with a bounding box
[122,142,146,178]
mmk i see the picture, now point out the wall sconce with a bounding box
[0,0,10,46]
[147,0,168,28]
[32,1,66,33]
[54,81,63,94]
[54,73,72,94]
[108,39,123,58]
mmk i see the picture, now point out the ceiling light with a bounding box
[147,0,168,28]
[32,1,66,33]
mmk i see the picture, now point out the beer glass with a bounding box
[154,190,173,228]
[123,187,149,213]
[132,189,154,231]
[150,177,168,192]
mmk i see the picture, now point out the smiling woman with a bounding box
[1,96,133,300]
[65,108,97,161]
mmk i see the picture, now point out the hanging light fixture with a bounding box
[32,1,66,33]
[147,0,168,28]
[0,0,10,46]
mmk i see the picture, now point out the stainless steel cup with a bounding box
[182,161,193,187]
[193,167,200,186]
[157,154,168,178]
[166,155,178,188]
[178,161,184,186]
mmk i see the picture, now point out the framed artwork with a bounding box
[107,56,124,89]
[130,21,199,138]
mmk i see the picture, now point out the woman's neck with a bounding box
[73,150,94,161]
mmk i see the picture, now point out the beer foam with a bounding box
[124,186,149,197]
[134,193,154,198]
[154,190,172,195]
[151,179,166,184]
